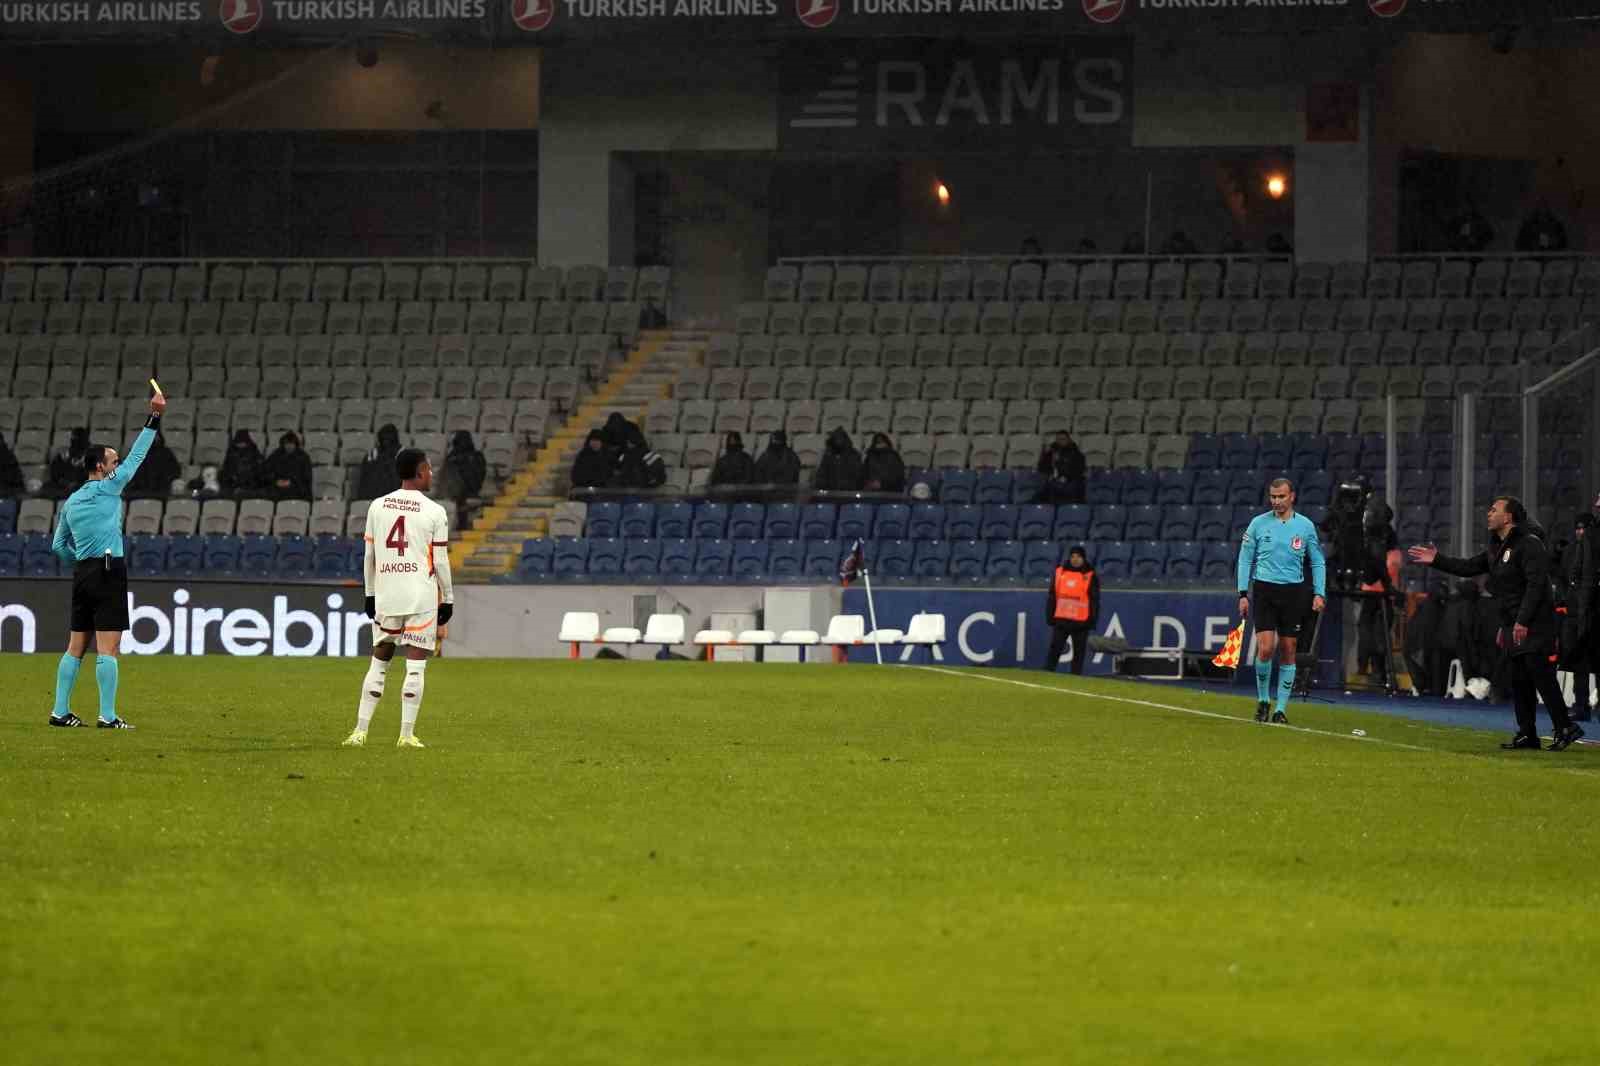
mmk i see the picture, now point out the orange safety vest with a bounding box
[1053,568,1093,622]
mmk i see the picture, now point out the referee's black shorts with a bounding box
[71,557,130,633]
[1252,579,1310,639]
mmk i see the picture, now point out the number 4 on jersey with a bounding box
[386,516,407,555]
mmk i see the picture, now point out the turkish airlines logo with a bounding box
[511,0,554,31]
[219,0,262,33]
[1082,0,1124,24]
[796,0,837,29]
[1368,0,1406,16]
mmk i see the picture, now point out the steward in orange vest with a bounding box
[1044,545,1100,675]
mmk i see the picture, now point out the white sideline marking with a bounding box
[914,666,1442,753]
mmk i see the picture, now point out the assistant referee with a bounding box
[1237,477,1327,725]
[47,386,166,729]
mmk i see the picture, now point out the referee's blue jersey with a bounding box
[51,427,155,564]
[1237,510,1327,597]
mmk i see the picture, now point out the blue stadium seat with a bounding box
[1096,541,1132,582]
[659,538,694,577]
[1195,505,1231,542]
[944,504,982,540]
[1396,505,1430,544]
[1227,469,1265,506]
[1160,505,1198,541]
[586,502,622,538]
[939,470,976,504]
[975,470,1013,505]
[1155,470,1195,506]
[912,540,952,577]
[768,538,804,577]
[1257,433,1292,472]
[275,536,312,577]
[202,534,241,574]
[22,536,57,577]
[1121,470,1158,506]
[1298,471,1333,508]
[1201,542,1235,582]
[732,539,770,579]
[0,498,15,535]
[693,539,731,578]
[692,503,728,539]
[516,538,553,580]
[980,504,1017,540]
[1166,541,1203,581]
[1192,469,1230,507]
[803,539,841,578]
[623,538,661,576]
[800,503,837,540]
[168,534,204,575]
[1009,471,1044,504]
[1053,504,1091,542]
[552,536,589,577]
[1290,434,1328,471]
[1131,540,1169,582]
[587,537,624,577]
[656,501,694,539]
[875,539,913,578]
[1229,505,1256,539]
[1357,433,1386,469]
[985,540,1023,580]
[1085,468,1123,505]
[620,502,656,539]
[239,535,275,577]
[1022,541,1060,580]
[727,503,765,540]
[0,533,21,577]
[951,540,988,579]
[1326,434,1360,474]
[1220,433,1257,470]
[1124,504,1161,541]
[873,503,910,540]
[128,535,167,577]
[909,504,945,540]
[1016,504,1054,541]
[764,503,800,540]
[906,468,941,498]
[836,503,874,540]
[1089,505,1125,541]
[1187,433,1222,468]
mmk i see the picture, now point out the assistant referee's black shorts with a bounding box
[71,557,130,633]
[1252,579,1310,639]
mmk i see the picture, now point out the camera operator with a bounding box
[1320,475,1374,593]
[1356,502,1402,687]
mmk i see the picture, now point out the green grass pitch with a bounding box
[5,656,1600,1065]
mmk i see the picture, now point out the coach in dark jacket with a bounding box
[1408,495,1581,750]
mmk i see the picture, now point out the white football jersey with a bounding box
[364,490,451,616]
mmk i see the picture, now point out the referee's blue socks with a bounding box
[52,654,82,718]
[1254,657,1273,703]
[95,655,119,723]
[1277,664,1297,713]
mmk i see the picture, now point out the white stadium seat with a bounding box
[821,615,866,645]
[558,611,600,657]
[601,627,642,644]
[642,614,686,646]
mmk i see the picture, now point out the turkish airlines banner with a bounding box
[780,39,1131,151]
[0,0,1585,42]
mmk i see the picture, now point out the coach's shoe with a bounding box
[96,718,135,730]
[1270,710,1289,725]
[1500,733,1542,750]
[1548,723,1585,752]
[1254,702,1271,723]
[396,735,425,749]
[341,729,367,747]
[48,712,86,728]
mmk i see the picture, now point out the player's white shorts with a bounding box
[373,612,438,652]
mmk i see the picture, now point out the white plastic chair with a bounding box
[642,614,685,647]
[558,611,600,659]
[820,615,865,645]
[601,626,641,644]
[903,612,946,664]
[862,629,905,645]
[737,630,776,644]
[778,629,820,663]
[693,629,734,661]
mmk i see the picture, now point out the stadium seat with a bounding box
[949,540,987,579]
[980,505,1018,540]
[128,535,168,577]
[768,539,805,578]
[1016,504,1054,541]
[800,504,836,540]
[552,537,589,577]
[872,503,910,540]
[623,539,661,577]
[692,503,729,539]
[939,470,976,505]
[836,503,873,540]
[907,504,944,540]
[1124,505,1161,540]
[1053,505,1090,542]
[586,502,622,538]
[1161,505,1199,541]
[728,503,765,539]
[659,539,694,578]
[1096,541,1132,582]
[912,540,952,578]
[1089,505,1126,541]
[586,538,624,577]
[620,503,656,539]
[974,470,1013,505]
[239,535,276,578]
[732,540,770,579]
[1121,471,1158,507]
[944,505,982,540]
[875,539,913,578]
[985,540,1023,580]
[694,539,732,578]
[803,539,841,578]
[1201,542,1235,582]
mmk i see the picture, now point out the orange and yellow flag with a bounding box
[1212,620,1247,669]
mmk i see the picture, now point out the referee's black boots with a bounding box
[1500,733,1543,750]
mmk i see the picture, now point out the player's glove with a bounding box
[364,595,376,619]
[437,602,454,626]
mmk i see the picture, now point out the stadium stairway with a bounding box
[453,328,707,579]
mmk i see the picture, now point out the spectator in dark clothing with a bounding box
[1019,237,1046,271]
[1044,545,1100,675]
[260,431,314,501]
[126,430,182,499]
[1076,238,1098,253]
[815,428,863,493]
[710,431,756,487]
[355,423,402,501]
[441,431,488,502]
[570,430,612,489]
[220,429,265,499]
[613,439,667,489]
[1037,431,1086,504]
[1265,232,1293,255]
[45,427,91,499]
[0,432,25,497]
[600,411,645,458]
[752,431,801,486]
[1160,230,1198,256]
[1516,202,1569,253]
[861,433,906,493]
[1448,204,1494,253]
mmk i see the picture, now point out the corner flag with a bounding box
[1212,620,1246,669]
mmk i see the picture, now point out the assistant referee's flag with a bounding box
[1213,620,1247,669]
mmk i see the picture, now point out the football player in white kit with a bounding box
[342,448,455,749]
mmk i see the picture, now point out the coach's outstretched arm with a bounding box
[1406,543,1488,577]
[106,389,167,494]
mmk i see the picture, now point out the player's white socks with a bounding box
[399,659,427,739]
[355,657,389,732]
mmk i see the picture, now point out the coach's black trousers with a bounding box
[1045,622,1091,675]
[1507,651,1573,737]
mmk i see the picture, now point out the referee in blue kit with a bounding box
[1237,477,1327,725]
[47,385,167,729]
